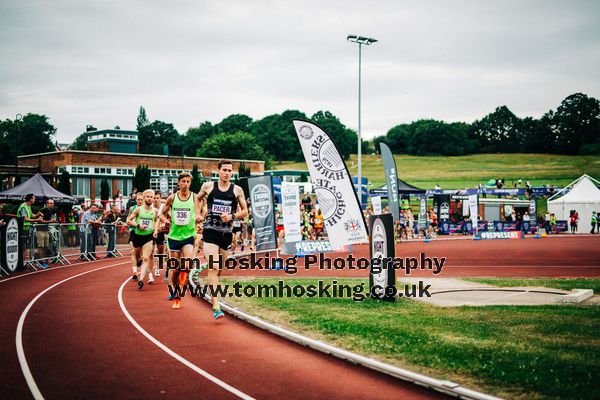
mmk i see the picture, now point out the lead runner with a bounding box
[197,159,248,319]
[157,172,201,309]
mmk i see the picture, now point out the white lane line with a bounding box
[117,278,255,400]
[15,261,128,400]
[0,256,128,284]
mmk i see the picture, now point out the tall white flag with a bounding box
[469,194,478,230]
[281,182,302,243]
[293,120,368,248]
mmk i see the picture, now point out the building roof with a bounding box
[18,149,265,164]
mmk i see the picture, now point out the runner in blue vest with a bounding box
[197,160,248,319]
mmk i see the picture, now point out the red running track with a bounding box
[1,236,598,399]
[220,236,600,278]
[0,258,447,400]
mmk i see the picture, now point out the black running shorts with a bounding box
[203,229,233,251]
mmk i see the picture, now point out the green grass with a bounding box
[222,278,600,400]
[273,153,600,189]
[465,278,600,293]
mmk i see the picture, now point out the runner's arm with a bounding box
[159,194,174,223]
[126,207,140,228]
[233,186,248,220]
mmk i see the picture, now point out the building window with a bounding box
[72,177,90,197]
[117,179,133,196]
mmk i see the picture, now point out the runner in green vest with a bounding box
[128,193,143,281]
[158,172,201,309]
[127,189,157,289]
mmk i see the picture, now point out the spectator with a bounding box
[18,194,42,263]
[590,211,597,234]
[544,211,551,233]
[301,192,312,212]
[66,208,78,247]
[82,204,103,259]
[37,199,58,267]
[550,213,557,233]
[313,206,324,240]
[103,205,121,257]
[570,210,578,234]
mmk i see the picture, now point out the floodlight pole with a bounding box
[15,113,22,186]
[347,35,377,206]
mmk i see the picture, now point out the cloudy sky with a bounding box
[1,0,599,143]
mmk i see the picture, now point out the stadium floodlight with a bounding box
[346,34,377,205]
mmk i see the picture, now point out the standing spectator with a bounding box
[301,192,312,212]
[103,205,121,257]
[544,211,551,233]
[18,193,42,262]
[82,204,103,259]
[550,213,557,233]
[313,207,324,240]
[570,210,578,234]
[66,208,78,247]
[38,199,58,267]
[590,212,597,234]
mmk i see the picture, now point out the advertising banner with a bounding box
[369,213,395,302]
[293,120,368,248]
[281,182,302,243]
[372,196,382,215]
[248,176,277,251]
[379,142,400,222]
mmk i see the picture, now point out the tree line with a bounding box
[374,93,600,156]
[2,92,599,167]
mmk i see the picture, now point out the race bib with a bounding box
[174,208,191,225]
[233,219,242,228]
[139,218,154,231]
[211,204,232,215]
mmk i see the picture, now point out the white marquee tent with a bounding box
[547,174,600,233]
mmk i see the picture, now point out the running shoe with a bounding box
[137,281,144,290]
[168,294,174,300]
[132,274,138,281]
[213,309,224,319]
[172,299,181,309]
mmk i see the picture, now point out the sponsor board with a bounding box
[476,231,524,240]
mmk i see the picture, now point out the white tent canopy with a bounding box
[547,174,600,233]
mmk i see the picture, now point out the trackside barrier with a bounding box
[192,249,502,400]
[21,223,131,271]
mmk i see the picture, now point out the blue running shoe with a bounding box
[213,309,224,319]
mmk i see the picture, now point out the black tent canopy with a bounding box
[0,173,80,205]
[369,179,426,197]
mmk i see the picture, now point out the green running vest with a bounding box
[169,192,196,241]
[135,206,155,236]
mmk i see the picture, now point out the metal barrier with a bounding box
[22,222,131,270]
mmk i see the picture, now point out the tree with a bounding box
[100,178,110,201]
[299,172,308,182]
[197,132,272,169]
[133,164,151,191]
[215,114,253,134]
[70,131,89,150]
[58,170,72,195]
[190,164,202,193]
[408,120,472,156]
[136,106,149,130]
[250,110,308,162]
[550,93,600,154]
[311,111,357,160]
[0,113,56,160]
[469,106,524,152]
[137,120,180,154]
[183,121,216,156]
[238,162,251,177]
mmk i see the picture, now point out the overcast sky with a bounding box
[1,0,599,143]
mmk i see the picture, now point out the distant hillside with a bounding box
[272,154,600,189]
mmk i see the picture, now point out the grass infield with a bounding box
[221,277,599,400]
[273,153,600,188]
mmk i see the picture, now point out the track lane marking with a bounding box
[1,256,129,284]
[16,261,128,400]
[117,277,255,400]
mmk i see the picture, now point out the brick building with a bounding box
[16,128,264,199]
